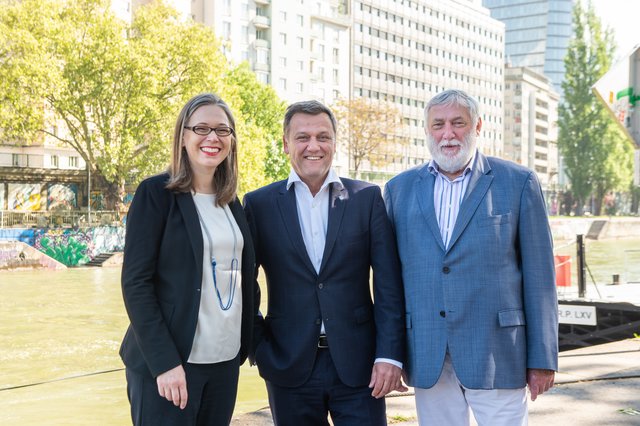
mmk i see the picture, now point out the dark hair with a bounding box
[283,100,338,136]
[166,93,238,206]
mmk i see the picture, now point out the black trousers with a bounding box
[266,349,387,426]
[126,354,240,426]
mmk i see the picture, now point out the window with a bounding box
[296,82,303,93]
[222,22,231,40]
[279,78,287,90]
[279,56,287,67]
[332,48,339,64]
[51,155,59,168]
[297,36,304,49]
[280,11,287,21]
[69,156,78,167]
[297,14,304,26]
[280,33,287,45]
[241,26,249,44]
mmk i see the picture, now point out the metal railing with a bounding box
[0,210,123,228]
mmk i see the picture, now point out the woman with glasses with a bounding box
[120,93,258,425]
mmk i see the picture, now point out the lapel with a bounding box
[415,165,446,252]
[446,153,493,251]
[276,182,318,276]
[319,182,347,273]
[176,191,204,273]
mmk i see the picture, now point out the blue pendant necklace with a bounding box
[194,197,238,311]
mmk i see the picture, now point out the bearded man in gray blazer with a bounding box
[384,89,558,426]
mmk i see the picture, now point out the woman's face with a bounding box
[182,104,233,177]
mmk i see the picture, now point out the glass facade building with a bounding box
[483,0,573,96]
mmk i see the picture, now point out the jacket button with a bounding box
[196,288,201,292]
[318,283,324,289]
[440,311,446,317]
[442,266,450,273]
[315,318,322,325]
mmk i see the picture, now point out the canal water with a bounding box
[2,238,639,425]
[1,267,266,425]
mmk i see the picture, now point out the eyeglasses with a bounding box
[184,125,234,137]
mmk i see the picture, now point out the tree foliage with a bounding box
[332,97,405,177]
[0,0,284,208]
[558,0,634,215]
[223,63,288,192]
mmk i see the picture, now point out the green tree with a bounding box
[558,0,634,215]
[0,0,227,209]
[332,97,405,178]
[223,63,288,192]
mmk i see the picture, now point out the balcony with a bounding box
[253,15,270,29]
[254,0,270,5]
[253,38,270,49]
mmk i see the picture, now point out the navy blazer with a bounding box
[120,173,258,378]
[243,178,405,388]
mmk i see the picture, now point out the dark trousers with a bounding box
[126,354,240,426]
[266,349,387,426]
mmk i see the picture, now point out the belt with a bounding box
[318,334,328,349]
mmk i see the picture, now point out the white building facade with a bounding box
[353,0,505,181]
[504,66,559,192]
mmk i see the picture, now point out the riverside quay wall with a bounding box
[0,218,639,270]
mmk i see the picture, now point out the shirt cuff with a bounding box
[374,358,403,369]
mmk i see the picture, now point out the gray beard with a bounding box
[427,132,476,174]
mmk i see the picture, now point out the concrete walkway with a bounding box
[231,339,640,425]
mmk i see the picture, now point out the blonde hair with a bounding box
[166,93,238,206]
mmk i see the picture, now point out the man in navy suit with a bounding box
[244,100,406,426]
[384,89,558,425]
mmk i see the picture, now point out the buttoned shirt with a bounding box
[287,169,401,368]
[428,151,477,249]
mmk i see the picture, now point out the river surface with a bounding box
[1,267,266,425]
[2,238,640,424]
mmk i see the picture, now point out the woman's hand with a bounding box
[157,365,188,409]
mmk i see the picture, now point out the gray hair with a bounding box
[424,89,480,126]
[283,100,337,135]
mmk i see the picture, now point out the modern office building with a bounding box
[482,0,574,97]
[503,66,560,194]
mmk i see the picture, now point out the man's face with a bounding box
[426,103,481,176]
[284,112,336,192]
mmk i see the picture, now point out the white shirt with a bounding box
[188,193,243,364]
[287,169,401,368]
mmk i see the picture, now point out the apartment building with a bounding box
[125,0,505,181]
[504,66,560,192]
[353,0,505,181]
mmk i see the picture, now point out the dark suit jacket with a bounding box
[243,177,405,388]
[119,173,258,378]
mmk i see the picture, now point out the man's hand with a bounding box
[527,368,555,401]
[157,364,188,409]
[369,362,408,399]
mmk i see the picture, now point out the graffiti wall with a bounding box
[8,183,42,211]
[0,226,125,267]
[47,184,78,210]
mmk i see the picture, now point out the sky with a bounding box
[591,0,640,62]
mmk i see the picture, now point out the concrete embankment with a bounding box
[550,217,640,241]
[0,241,66,270]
